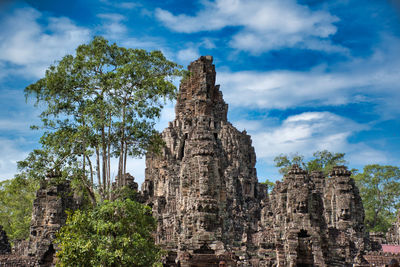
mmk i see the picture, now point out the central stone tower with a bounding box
[142,56,264,265]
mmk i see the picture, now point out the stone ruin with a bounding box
[27,179,76,266]
[0,179,76,266]
[360,212,400,266]
[256,166,368,266]
[142,56,370,266]
[387,211,400,245]
[142,55,262,266]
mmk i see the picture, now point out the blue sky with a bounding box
[0,0,399,185]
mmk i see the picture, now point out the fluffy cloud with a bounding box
[218,69,364,109]
[177,46,200,63]
[0,138,31,181]
[0,7,91,79]
[234,112,387,168]
[248,112,365,157]
[217,37,400,117]
[156,0,342,53]
[97,13,127,39]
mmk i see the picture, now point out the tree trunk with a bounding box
[86,155,94,186]
[107,118,111,197]
[118,99,126,185]
[101,125,107,196]
[96,146,102,192]
[123,141,128,176]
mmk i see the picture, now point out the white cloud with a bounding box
[216,38,400,116]
[247,112,366,158]
[99,0,140,10]
[175,40,218,64]
[0,138,31,181]
[0,7,91,79]
[201,38,216,49]
[233,112,390,177]
[218,69,359,109]
[155,0,342,53]
[96,13,173,59]
[234,120,264,132]
[97,13,128,39]
[117,2,140,9]
[0,119,32,133]
[177,46,200,63]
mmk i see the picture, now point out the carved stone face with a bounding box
[337,197,351,221]
[296,200,308,214]
[47,209,58,224]
[339,208,351,220]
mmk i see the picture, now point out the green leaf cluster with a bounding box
[0,174,39,241]
[261,178,275,193]
[353,164,400,232]
[56,199,162,267]
[274,150,347,175]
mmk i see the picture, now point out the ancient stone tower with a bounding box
[257,165,367,267]
[0,179,77,266]
[143,56,369,267]
[27,180,76,265]
[143,56,263,266]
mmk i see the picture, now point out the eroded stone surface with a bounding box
[143,56,263,266]
[0,179,76,266]
[27,179,76,266]
[143,56,369,266]
[0,225,11,255]
[387,211,400,245]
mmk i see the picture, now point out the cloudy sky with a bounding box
[0,0,399,185]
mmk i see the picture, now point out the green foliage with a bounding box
[274,150,347,175]
[23,36,183,201]
[353,164,400,232]
[274,153,305,175]
[261,178,275,193]
[0,174,39,241]
[56,198,162,267]
[307,150,346,173]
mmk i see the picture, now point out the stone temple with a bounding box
[142,56,369,267]
[1,56,397,266]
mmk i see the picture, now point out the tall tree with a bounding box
[353,164,400,232]
[24,36,182,202]
[274,150,347,175]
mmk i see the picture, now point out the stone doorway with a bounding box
[296,230,314,267]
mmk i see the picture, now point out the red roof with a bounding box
[382,244,400,253]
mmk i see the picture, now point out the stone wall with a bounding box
[363,251,400,267]
[0,254,39,267]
